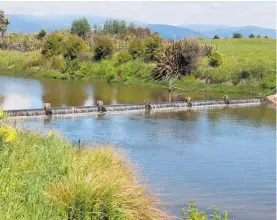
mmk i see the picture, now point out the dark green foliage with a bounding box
[257,35,261,38]
[116,51,132,64]
[71,18,91,39]
[37,29,47,40]
[208,51,222,67]
[249,33,255,38]
[144,33,164,61]
[213,35,220,39]
[93,36,114,61]
[63,35,87,60]
[41,33,65,58]
[233,32,243,38]
[264,36,268,38]
[128,38,145,59]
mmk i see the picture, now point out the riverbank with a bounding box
[0,120,168,219]
[0,38,276,96]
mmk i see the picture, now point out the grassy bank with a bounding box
[0,121,168,219]
[176,38,276,95]
[0,38,276,96]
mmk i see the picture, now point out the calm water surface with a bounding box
[1,75,276,220]
[0,75,250,110]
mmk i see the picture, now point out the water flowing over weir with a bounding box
[4,98,262,118]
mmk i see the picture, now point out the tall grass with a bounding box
[0,122,168,220]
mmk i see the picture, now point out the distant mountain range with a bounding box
[6,14,277,39]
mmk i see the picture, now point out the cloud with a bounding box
[1,1,276,29]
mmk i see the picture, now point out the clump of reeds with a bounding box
[45,146,169,220]
[0,117,169,219]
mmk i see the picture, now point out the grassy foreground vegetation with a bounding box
[0,121,168,219]
[0,114,231,220]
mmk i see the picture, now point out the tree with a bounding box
[257,34,261,38]
[93,35,114,61]
[37,29,47,40]
[264,36,268,38]
[213,35,220,39]
[71,18,91,39]
[155,38,202,81]
[232,32,243,38]
[0,10,10,37]
[249,33,255,38]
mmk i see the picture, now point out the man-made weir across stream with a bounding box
[4,98,261,117]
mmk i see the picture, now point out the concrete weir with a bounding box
[3,98,262,118]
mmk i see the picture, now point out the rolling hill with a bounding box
[5,14,276,39]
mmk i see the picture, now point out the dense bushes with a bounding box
[116,51,132,64]
[144,33,164,61]
[261,73,276,94]
[63,35,87,60]
[0,33,41,51]
[41,33,65,58]
[93,35,114,61]
[41,33,87,59]
[128,38,145,59]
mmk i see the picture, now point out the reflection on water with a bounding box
[21,105,276,220]
[0,75,251,110]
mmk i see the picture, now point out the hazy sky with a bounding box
[1,1,276,28]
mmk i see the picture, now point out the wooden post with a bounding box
[44,103,52,115]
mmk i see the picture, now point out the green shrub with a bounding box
[249,33,255,38]
[208,51,223,67]
[41,33,65,58]
[93,36,114,61]
[261,73,276,92]
[116,51,132,64]
[182,200,228,220]
[63,35,87,60]
[128,38,145,59]
[61,59,81,79]
[144,33,164,61]
[213,35,220,39]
